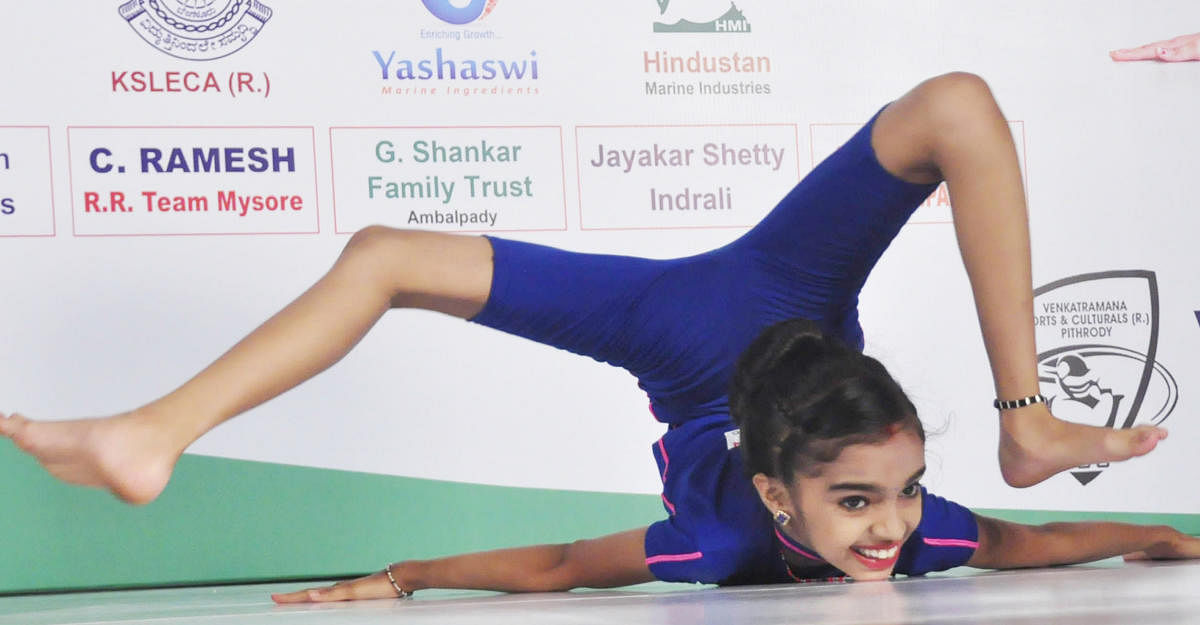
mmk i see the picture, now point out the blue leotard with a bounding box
[471,108,978,584]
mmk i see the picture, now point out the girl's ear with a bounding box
[751,473,794,514]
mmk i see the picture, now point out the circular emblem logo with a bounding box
[118,0,273,61]
[420,0,498,25]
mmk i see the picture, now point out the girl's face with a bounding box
[786,429,926,580]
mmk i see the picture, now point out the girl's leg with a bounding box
[0,227,494,504]
[871,72,1166,487]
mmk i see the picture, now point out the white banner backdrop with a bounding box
[1,0,1198,515]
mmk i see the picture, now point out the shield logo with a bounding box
[1034,271,1178,485]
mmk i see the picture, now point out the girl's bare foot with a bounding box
[998,404,1167,488]
[0,410,187,504]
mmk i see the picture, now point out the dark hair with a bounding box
[730,319,923,483]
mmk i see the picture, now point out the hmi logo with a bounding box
[654,0,751,33]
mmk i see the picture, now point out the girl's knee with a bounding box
[900,72,1009,161]
[339,227,494,312]
[345,224,412,255]
[341,226,442,269]
[921,72,993,101]
[874,73,1007,182]
[915,72,1003,127]
[337,226,425,288]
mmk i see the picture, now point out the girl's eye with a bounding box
[840,496,868,510]
[901,483,920,497]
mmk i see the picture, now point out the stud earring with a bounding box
[773,510,792,526]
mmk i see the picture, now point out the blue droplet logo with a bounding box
[421,0,490,25]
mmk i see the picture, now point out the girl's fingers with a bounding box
[271,574,398,604]
[271,585,350,604]
[1122,535,1200,563]
[271,588,323,604]
[1110,44,1164,61]
[0,413,25,437]
[1112,34,1200,62]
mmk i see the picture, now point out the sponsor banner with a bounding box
[810,121,1028,225]
[1034,271,1179,486]
[67,126,319,236]
[329,126,567,233]
[575,123,800,230]
[0,127,55,237]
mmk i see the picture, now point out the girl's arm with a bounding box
[967,515,1200,569]
[271,527,654,603]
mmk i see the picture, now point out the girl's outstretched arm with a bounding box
[271,527,654,603]
[967,515,1200,570]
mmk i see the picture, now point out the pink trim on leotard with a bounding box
[645,552,704,566]
[922,537,979,549]
[656,438,670,482]
[775,528,825,561]
[655,437,677,514]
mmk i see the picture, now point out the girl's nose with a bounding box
[871,509,907,542]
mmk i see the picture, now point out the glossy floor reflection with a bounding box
[3,559,1199,625]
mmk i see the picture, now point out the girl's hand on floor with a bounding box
[271,571,402,603]
[1111,33,1200,61]
[1124,530,1200,561]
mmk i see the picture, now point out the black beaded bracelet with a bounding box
[993,394,1046,410]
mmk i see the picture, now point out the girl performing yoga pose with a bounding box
[1,73,1189,597]
[276,317,1196,601]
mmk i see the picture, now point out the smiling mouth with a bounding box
[850,544,900,570]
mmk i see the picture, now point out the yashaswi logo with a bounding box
[118,0,272,60]
[378,0,536,96]
[422,0,498,25]
[654,0,751,33]
[1034,271,1179,486]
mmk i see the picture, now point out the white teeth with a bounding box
[853,545,898,560]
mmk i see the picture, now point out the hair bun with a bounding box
[730,318,829,427]
[729,317,921,481]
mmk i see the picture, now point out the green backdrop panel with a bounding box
[2,447,1197,594]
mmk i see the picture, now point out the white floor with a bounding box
[3,559,1200,625]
